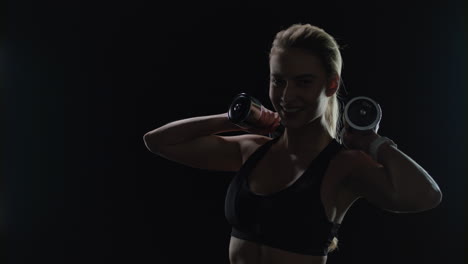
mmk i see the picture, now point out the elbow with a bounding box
[143,133,151,151]
[411,188,443,212]
[422,182,443,210]
[428,187,443,209]
[392,188,442,213]
[143,132,158,153]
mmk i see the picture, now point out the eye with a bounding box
[297,79,313,86]
[271,77,286,86]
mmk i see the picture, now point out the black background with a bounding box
[4,0,467,263]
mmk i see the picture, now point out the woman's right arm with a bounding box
[143,113,274,172]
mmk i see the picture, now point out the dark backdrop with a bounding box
[4,0,467,263]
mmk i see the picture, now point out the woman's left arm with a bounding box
[341,131,443,213]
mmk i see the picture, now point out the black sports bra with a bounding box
[225,136,343,256]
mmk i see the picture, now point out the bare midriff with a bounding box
[229,236,327,264]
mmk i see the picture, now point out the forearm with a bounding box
[373,142,442,209]
[143,113,243,148]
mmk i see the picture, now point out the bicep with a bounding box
[342,151,401,212]
[153,134,267,172]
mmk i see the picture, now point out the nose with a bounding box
[280,80,298,103]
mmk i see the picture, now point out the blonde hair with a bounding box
[269,23,346,144]
[328,236,339,253]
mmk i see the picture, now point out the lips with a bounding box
[280,105,304,113]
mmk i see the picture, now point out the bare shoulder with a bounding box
[224,134,272,164]
[328,148,379,184]
[330,149,358,170]
[333,148,378,168]
[331,146,430,213]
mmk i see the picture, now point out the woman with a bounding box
[143,24,442,264]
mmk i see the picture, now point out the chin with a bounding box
[283,115,320,127]
[280,119,307,129]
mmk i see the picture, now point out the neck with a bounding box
[278,115,333,156]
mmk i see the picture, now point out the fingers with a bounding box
[259,108,280,128]
[259,112,280,134]
[267,111,280,128]
[261,110,273,126]
[266,113,281,131]
[269,111,282,130]
[247,108,281,135]
[274,112,281,123]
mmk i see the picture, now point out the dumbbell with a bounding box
[228,93,383,137]
[344,96,382,133]
[227,93,263,129]
[227,93,284,138]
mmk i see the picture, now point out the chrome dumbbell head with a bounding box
[344,96,382,132]
[227,93,263,129]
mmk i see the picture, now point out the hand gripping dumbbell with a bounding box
[227,93,283,138]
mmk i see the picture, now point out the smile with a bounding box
[281,106,303,113]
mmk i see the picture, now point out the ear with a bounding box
[325,74,340,97]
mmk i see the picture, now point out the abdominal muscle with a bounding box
[229,236,327,264]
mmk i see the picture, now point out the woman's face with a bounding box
[269,48,332,128]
